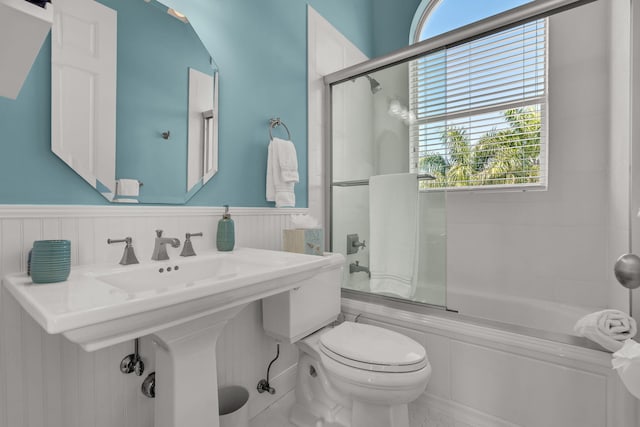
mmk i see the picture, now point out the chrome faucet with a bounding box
[349,261,371,278]
[151,230,180,261]
[180,232,203,257]
[107,237,139,265]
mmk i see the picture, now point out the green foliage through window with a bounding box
[419,107,542,189]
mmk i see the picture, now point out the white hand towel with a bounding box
[369,173,420,299]
[116,179,140,197]
[574,309,637,352]
[273,137,299,183]
[266,138,297,207]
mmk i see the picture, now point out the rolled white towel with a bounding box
[574,309,637,352]
[612,339,640,399]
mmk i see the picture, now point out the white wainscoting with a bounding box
[0,205,307,427]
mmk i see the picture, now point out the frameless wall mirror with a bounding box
[51,0,219,204]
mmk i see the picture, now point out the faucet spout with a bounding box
[349,261,371,278]
[151,230,181,261]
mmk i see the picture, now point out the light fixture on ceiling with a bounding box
[167,8,189,23]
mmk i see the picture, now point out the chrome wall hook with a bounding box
[161,130,170,140]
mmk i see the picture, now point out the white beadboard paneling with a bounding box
[59,218,80,266]
[42,218,61,240]
[23,311,45,427]
[61,337,80,427]
[3,289,24,427]
[77,346,96,427]
[77,217,96,266]
[43,333,63,427]
[0,205,307,427]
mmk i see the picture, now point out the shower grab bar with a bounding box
[269,117,291,140]
[332,174,435,187]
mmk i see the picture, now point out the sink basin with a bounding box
[4,247,344,427]
[3,247,344,350]
[93,251,282,295]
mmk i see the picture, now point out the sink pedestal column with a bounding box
[151,305,247,427]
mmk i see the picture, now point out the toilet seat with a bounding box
[319,322,427,373]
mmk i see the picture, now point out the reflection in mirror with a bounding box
[51,0,117,201]
[51,0,218,204]
[187,68,218,195]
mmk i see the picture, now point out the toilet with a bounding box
[262,255,431,427]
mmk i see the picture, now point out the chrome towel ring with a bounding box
[269,117,291,140]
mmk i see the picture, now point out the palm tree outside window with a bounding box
[409,0,547,190]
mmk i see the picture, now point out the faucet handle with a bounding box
[181,232,202,257]
[108,236,133,246]
[155,230,163,238]
[107,237,139,265]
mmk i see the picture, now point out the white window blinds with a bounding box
[409,19,547,190]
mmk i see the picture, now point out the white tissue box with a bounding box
[283,229,324,256]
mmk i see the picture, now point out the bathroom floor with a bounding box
[250,391,470,427]
[249,391,297,427]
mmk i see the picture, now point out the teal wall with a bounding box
[0,0,417,206]
[372,0,422,57]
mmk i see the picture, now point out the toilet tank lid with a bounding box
[320,322,426,367]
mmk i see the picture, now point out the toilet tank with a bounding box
[262,252,344,343]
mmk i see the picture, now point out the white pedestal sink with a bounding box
[3,248,345,427]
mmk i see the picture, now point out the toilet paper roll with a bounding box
[116,179,140,197]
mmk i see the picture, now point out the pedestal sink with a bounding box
[3,247,345,427]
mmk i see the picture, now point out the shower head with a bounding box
[365,75,382,94]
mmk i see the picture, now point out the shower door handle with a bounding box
[614,254,640,290]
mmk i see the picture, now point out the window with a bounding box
[409,1,547,190]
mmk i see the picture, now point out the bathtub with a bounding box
[345,279,595,337]
[340,296,638,427]
[445,288,596,337]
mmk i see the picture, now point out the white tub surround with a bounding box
[341,299,638,427]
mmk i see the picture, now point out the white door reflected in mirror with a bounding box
[51,0,117,201]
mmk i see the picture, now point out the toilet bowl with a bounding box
[290,321,431,427]
[260,257,430,426]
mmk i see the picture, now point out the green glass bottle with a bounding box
[216,205,235,251]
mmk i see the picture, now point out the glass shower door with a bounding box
[330,64,447,308]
